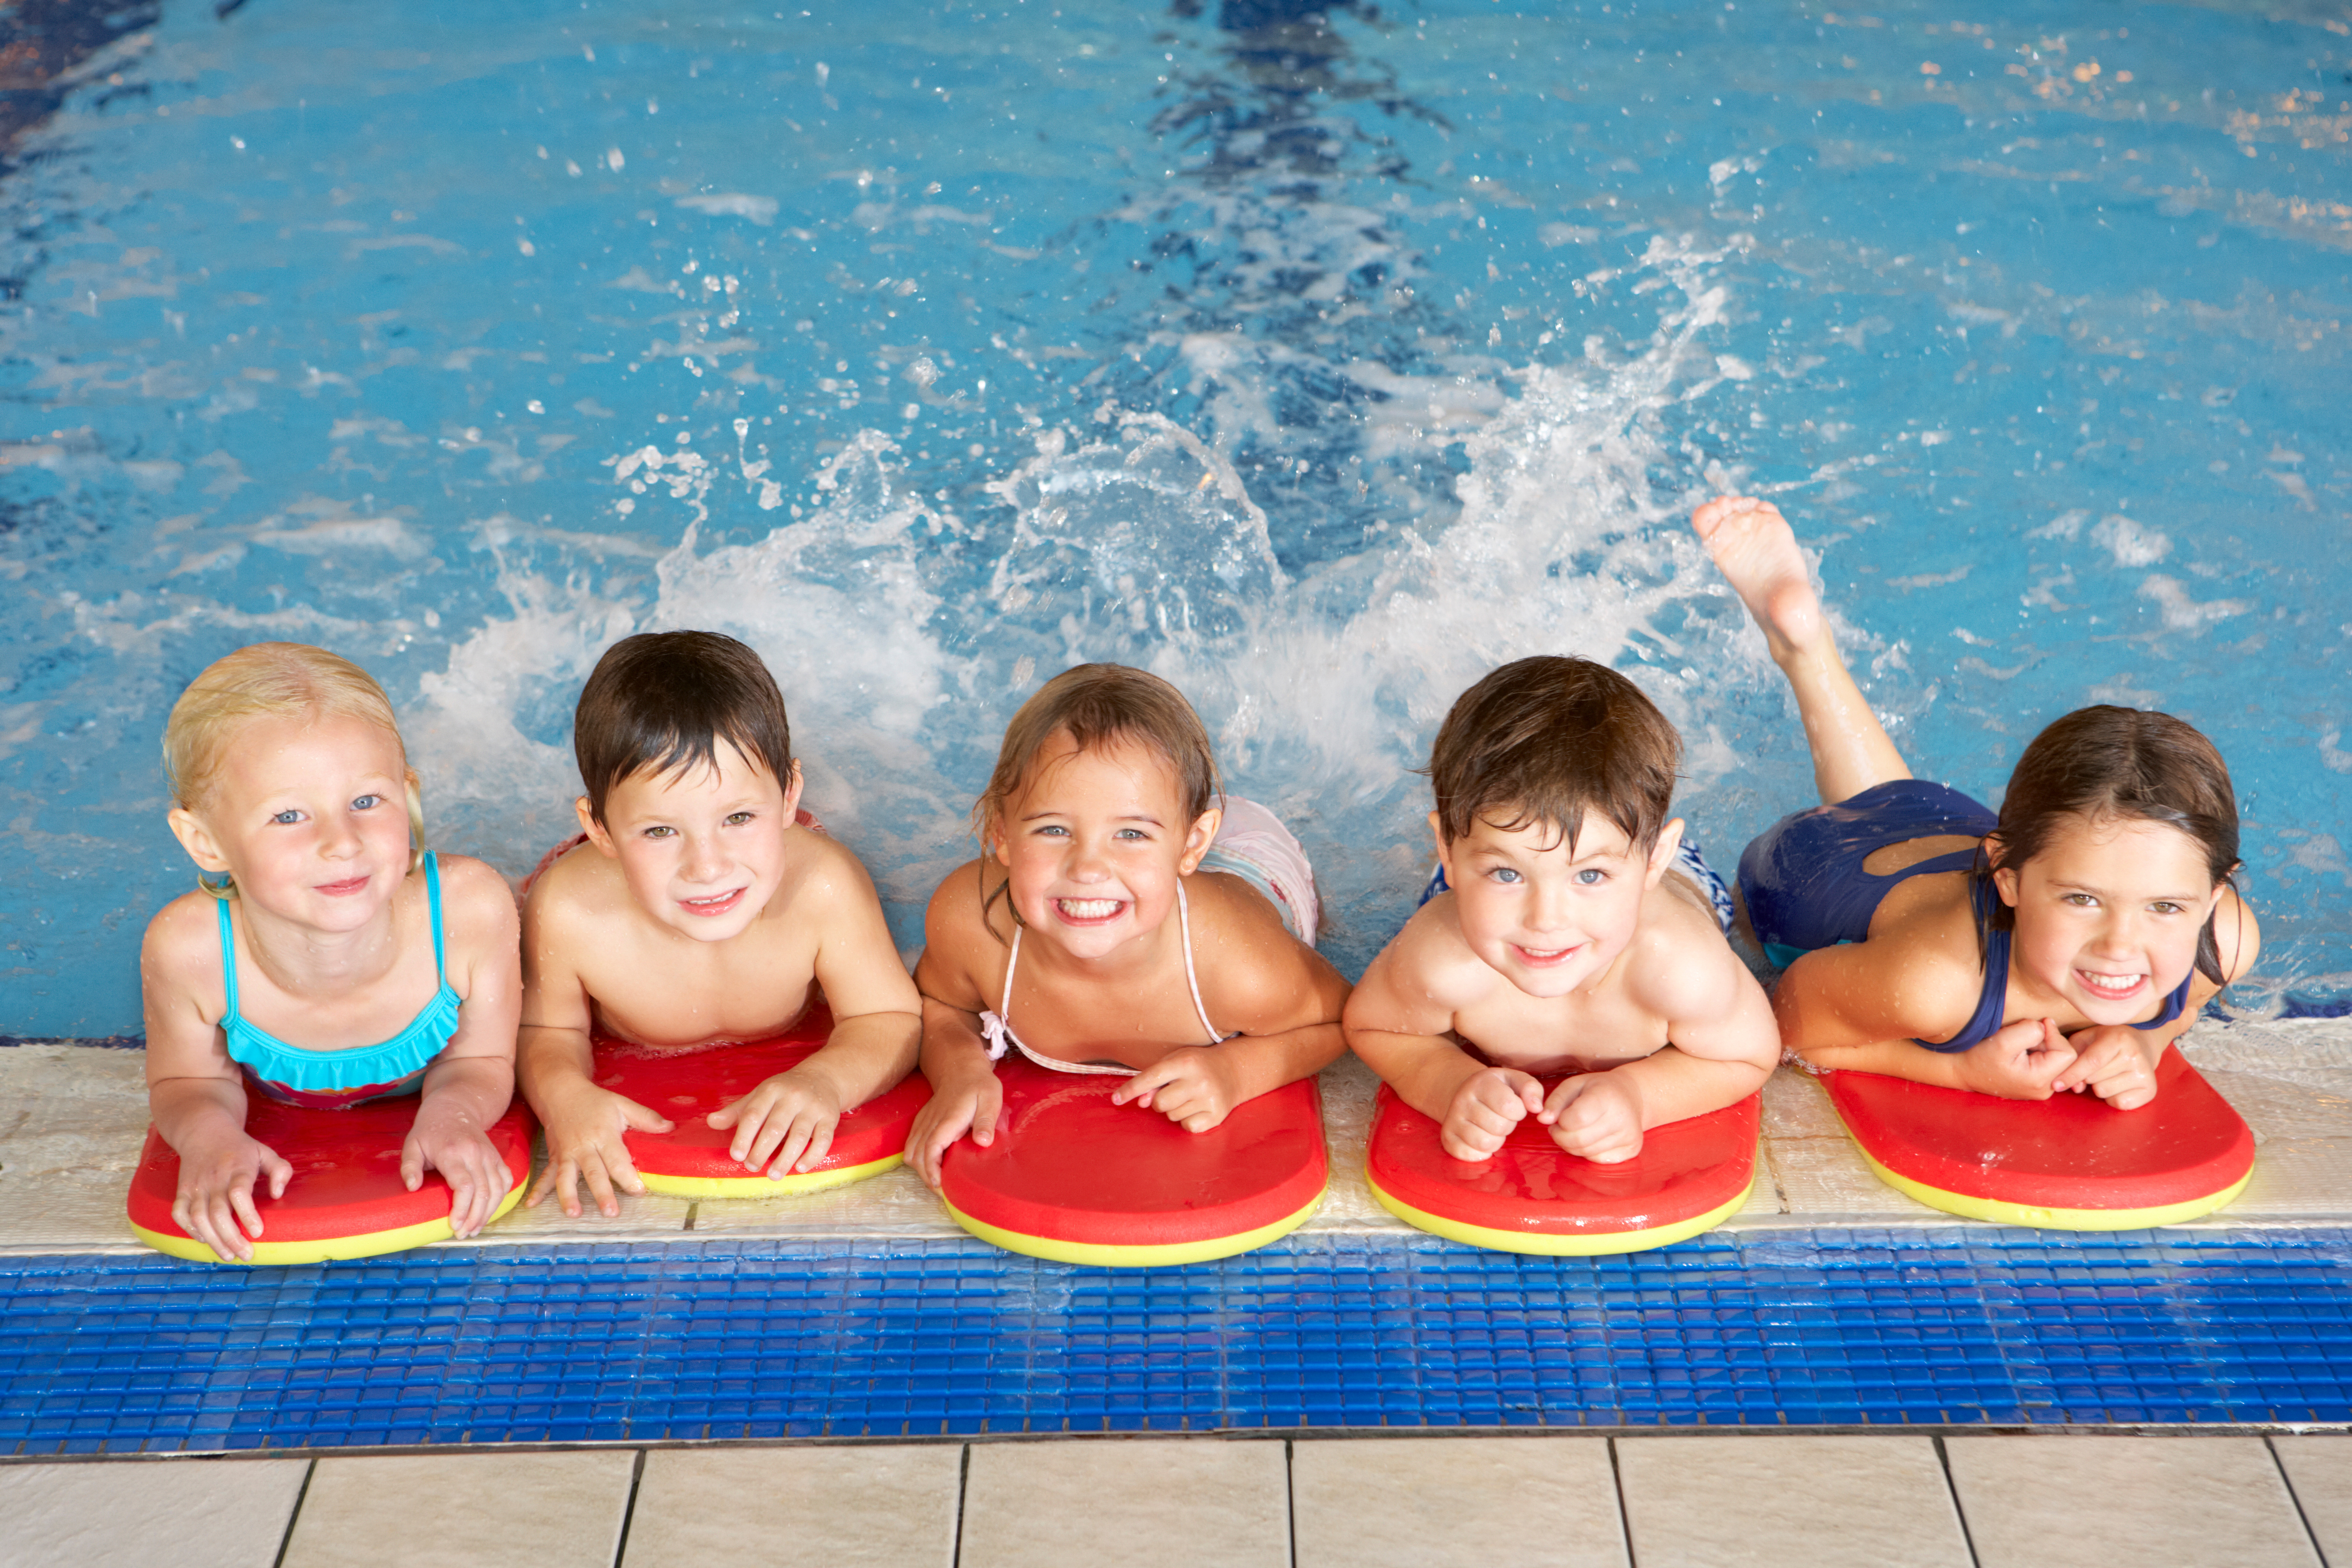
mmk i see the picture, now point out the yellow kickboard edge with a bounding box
[1368,1174,1754,1256]
[131,1183,528,1266]
[638,1151,904,1199]
[1852,1144,2254,1231]
[943,1192,1325,1267]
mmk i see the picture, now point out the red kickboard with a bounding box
[1821,1044,2254,1211]
[593,1003,932,1180]
[939,1053,1328,1249]
[1367,1081,1761,1238]
[126,1094,536,1246]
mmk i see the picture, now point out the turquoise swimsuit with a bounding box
[218,853,461,1108]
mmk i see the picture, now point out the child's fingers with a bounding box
[764,1113,817,1179]
[1111,1059,1181,1108]
[794,1120,836,1174]
[1540,1075,1591,1123]
[259,1146,294,1200]
[616,1095,676,1135]
[228,1179,268,1247]
[399,1134,426,1193]
[581,1153,623,1218]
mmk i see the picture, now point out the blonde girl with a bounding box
[140,643,520,1260]
[906,664,1349,1186]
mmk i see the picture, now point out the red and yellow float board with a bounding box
[1365,1081,1760,1255]
[1821,1044,2254,1229]
[126,1095,535,1266]
[939,1052,1328,1266]
[594,1002,932,1197]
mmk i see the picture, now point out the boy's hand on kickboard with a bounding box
[907,1068,1003,1191]
[526,1078,674,1219]
[174,1130,293,1263]
[2050,1025,2160,1110]
[1545,1073,1645,1164]
[1441,1067,1546,1160]
[708,1070,843,1179]
[1960,1017,2075,1100]
[1113,1047,1241,1133]
[403,1097,516,1240]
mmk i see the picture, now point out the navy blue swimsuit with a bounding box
[1737,780,2193,1053]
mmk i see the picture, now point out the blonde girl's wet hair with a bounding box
[972,663,1222,940]
[164,642,426,895]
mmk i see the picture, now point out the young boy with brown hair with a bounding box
[517,631,922,1217]
[1343,656,1778,1163]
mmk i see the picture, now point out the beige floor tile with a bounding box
[2220,1138,2352,1216]
[1946,1436,2319,1568]
[1617,1434,1968,1568]
[1765,1135,1952,1217]
[623,1445,959,1568]
[2204,1070,2352,1141]
[282,1450,637,1568]
[683,1163,963,1238]
[1291,1436,1625,1568]
[2185,1018,2352,1072]
[959,1438,1288,1568]
[2272,1436,2352,1563]
[1302,1055,1414,1234]
[0,1045,157,1252]
[1761,1068,1846,1140]
[0,1457,310,1568]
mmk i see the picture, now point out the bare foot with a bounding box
[1691,495,1825,662]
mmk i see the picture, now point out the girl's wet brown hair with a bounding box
[972,663,1222,940]
[1984,704,2241,983]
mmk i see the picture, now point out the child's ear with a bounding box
[167,808,230,874]
[1178,806,1224,876]
[1643,818,1687,888]
[1429,811,1456,885]
[1984,833,2020,908]
[780,759,806,820]
[575,796,619,858]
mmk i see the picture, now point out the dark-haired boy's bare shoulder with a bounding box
[1619,881,1749,1022]
[520,839,634,935]
[1371,893,1515,1014]
[770,825,890,919]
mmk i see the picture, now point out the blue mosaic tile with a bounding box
[3,1228,2352,1449]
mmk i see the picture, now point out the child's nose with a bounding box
[680,833,725,880]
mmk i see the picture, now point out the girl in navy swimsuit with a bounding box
[1693,496,2259,1108]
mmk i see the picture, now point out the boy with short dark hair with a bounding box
[1343,656,1778,1163]
[518,630,922,1217]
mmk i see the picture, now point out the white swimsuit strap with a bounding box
[977,920,1025,1062]
[1177,879,1223,1045]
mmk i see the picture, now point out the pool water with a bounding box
[4,0,2349,1034]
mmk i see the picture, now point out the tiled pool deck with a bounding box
[6,1021,2352,1565]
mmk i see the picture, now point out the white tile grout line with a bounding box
[2266,1435,2331,1568]
[270,1456,316,1568]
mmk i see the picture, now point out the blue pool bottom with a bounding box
[4,1227,2350,1452]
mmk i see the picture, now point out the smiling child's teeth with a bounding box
[1059,898,1122,919]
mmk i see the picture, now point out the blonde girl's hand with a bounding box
[173,1129,294,1263]
[906,1065,1004,1190]
[2051,1025,2163,1110]
[403,1098,515,1240]
[1113,1047,1243,1133]
[1440,1066,1546,1160]
[1545,1072,1646,1164]
[1958,1017,2076,1100]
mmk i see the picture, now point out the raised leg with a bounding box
[1693,495,1910,806]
